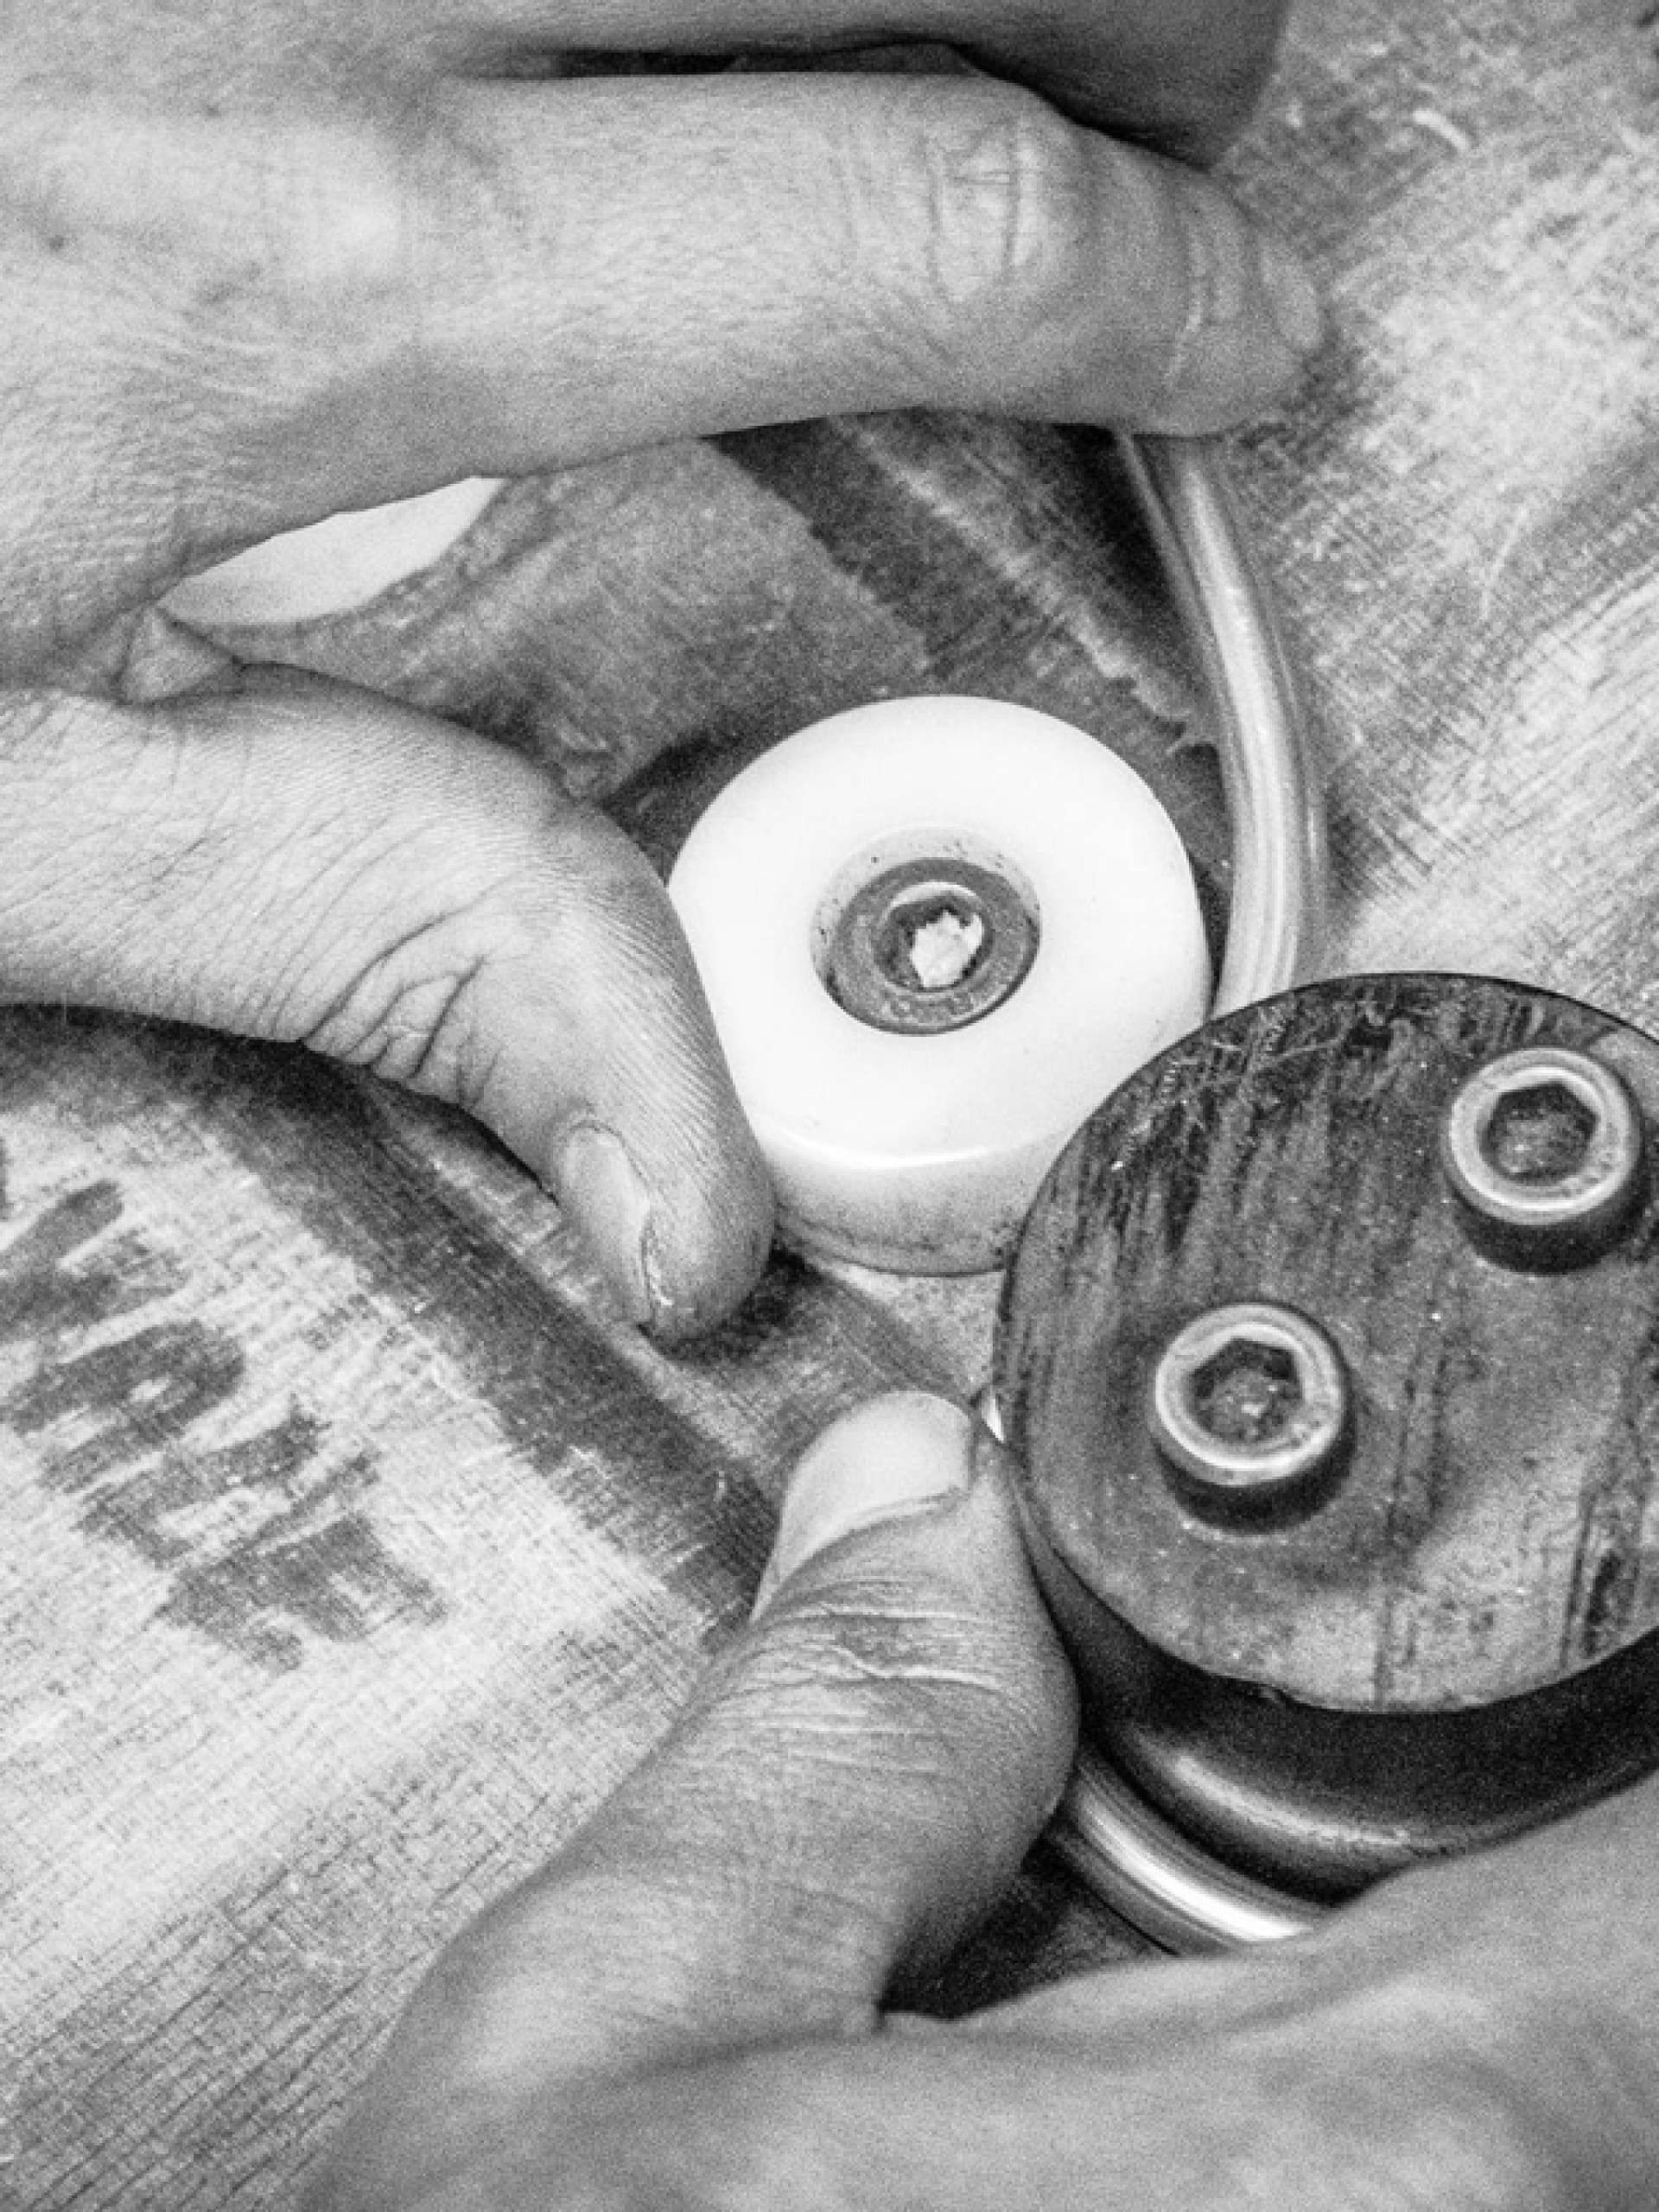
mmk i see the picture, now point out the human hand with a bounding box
[308,1391,1656,2210]
[0,1,1317,1337]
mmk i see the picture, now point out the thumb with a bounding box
[314,1395,1077,2206]
[0,669,772,1338]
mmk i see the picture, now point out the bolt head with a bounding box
[1441,1046,1643,1262]
[1147,1301,1350,1520]
[821,855,1039,1035]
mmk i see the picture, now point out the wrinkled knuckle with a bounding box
[748,1592,1027,1758]
[168,114,429,457]
[259,124,418,326]
[769,1612,929,1706]
[908,92,1098,354]
[289,833,543,1102]
[775,1584,982,1678]
[299,911,501,1101]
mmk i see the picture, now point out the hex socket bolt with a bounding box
[1440,1046,1644,1263]
[1147,1301,1351,1520]
[823,856,1039,1036]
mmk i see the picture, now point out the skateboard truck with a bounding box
[664,442,1657,1954]
[994,971,1659,1950]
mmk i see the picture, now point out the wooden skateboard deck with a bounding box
[6,0,1659,2197]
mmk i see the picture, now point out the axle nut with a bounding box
[823,855,1038,1036]
[1148,1302,1349,1520]
[1441,1045,1643,1265]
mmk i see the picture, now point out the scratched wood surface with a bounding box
[6,0,1659,2202]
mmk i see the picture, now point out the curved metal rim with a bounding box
[1014,438,1328,1950]
[1117,432,1327,1015]
[979,1390,1325,1955]
[1440,1045,1644,1234]
[1050,1751,1325,1954]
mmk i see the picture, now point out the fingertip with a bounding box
[1255,226,1325,360]
[1113,161,1325,433]
[449,799,772,1342]
[638,1126,776,1345]
[556,1123,659,1331]
[551,1111,774,1344]
[741,1391,1079,1908]
[753,1392,983,1618]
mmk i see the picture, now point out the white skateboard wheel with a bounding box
[669,696,1211,1274]
[162,478,501,630]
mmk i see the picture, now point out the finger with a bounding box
[540,2001,1579,2212]
[316,1395,1075,2197]
[990,1763,1659,2068]
[434,0,1288,162]
[326,1922,1582,2210]
[0,671,772,1338]
[396,70,1321,477]
[537,1842,1608,2210]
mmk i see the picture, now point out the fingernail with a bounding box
[752,1393,982,1618]
[1255,231,1325,359]
[1140,189,1325,431]
[556,1123,657,1329]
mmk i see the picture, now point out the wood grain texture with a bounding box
[5,0,1659,2199]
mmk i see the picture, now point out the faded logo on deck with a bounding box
[0,1141,442,1668]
